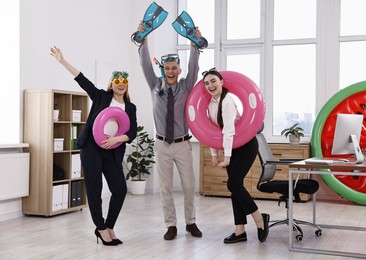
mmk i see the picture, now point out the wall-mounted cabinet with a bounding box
[23,89,88,216]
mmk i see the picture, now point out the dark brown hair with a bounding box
[203,69,228,129]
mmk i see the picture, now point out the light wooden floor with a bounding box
[0,192,365,260]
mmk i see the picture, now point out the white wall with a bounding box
[0,0,201,221]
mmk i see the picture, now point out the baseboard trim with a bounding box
[0,210,23,222]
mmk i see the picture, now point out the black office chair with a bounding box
[255,132,322,242]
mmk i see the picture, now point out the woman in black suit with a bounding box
[50,46,137,246]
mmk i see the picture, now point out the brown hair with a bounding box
[203,69,228,129]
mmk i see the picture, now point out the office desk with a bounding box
[288,160,366,258]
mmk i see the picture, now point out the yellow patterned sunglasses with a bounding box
[112,71,129,86]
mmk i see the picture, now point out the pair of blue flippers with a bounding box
[131,2,208,49]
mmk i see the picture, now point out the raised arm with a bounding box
[136,22,160,90]
[50,45,100,101]
[50,46,80,77]
[184,27,202,91]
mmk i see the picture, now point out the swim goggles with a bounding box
[202,67,217,77]
[161,54,180,65]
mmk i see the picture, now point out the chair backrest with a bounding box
[256,133,277,185]
[256,132,319,199]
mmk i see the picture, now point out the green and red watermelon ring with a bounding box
[311,80,366,205]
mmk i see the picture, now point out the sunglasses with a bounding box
[202,67,218,77]
[112,71,129,86]
[161,54,180,64]
[112,78,128,86]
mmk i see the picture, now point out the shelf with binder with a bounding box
[70,180,85,207]
[23,89,89,216]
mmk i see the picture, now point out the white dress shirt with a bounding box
[104,98,126,137]
[207,94,241,157]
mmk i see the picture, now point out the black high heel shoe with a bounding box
[113,238,123,244]
[94,229,119,246]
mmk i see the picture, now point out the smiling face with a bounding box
[163,61,181,86]
[107,71,129,99]
[204,74,224,100]
[111,76,128,96]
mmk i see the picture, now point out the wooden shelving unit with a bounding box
[200,143,311,201]
[23,89,88,216]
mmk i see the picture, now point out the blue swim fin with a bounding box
[172,11,208,49]
[131,2,168,45]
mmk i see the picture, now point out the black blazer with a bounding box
[74,72,137,167]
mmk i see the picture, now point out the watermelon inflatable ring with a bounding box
[311,80,366,205]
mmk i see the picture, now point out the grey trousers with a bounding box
[155,139,196,227]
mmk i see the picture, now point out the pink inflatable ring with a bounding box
[186,71,265,149]
[93,107,130,149]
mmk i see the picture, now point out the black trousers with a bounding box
[80,138,127,230]
[226,137,259,225]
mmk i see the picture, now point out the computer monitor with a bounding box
[331,113,364,163]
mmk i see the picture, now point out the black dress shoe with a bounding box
[186,223,202,237]
[223,232,247,243]
[258,213,270,242]
[164,226,177,240]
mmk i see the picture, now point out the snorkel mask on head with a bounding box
[112,71,129,86]
[161,54,180,65]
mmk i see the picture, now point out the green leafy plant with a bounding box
[124,125,155,181]
[280,123,304,138]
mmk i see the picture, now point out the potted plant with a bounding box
[124,125,155,194]
[281,123,304,145]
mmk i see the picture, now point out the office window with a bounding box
[273,45,316,136]
[272,0,316,136]
[339,0,366,89]
[180,0,362,141]
[340,0,366,36]
[340,42,366,89]
[0,0,19,144]
[274,0,316,40]
[226,52,260,87]
[227,0,260,40]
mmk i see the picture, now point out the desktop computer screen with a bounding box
[331,113,364,163]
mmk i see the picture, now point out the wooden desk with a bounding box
[288,160,366,258]
[200,143,311,200]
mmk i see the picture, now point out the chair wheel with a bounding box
[296,234,303,242]
[315,229,322,237]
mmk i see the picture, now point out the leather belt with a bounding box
[156,134,191,143]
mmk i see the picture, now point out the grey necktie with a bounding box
[166,88,174,144]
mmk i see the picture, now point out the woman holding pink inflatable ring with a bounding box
[50,46,137,246]
[202,68,269,244]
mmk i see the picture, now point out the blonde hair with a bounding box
[106,71,131,102]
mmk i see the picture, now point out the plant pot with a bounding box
[129,180,146,195]
[289,135,300,145]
